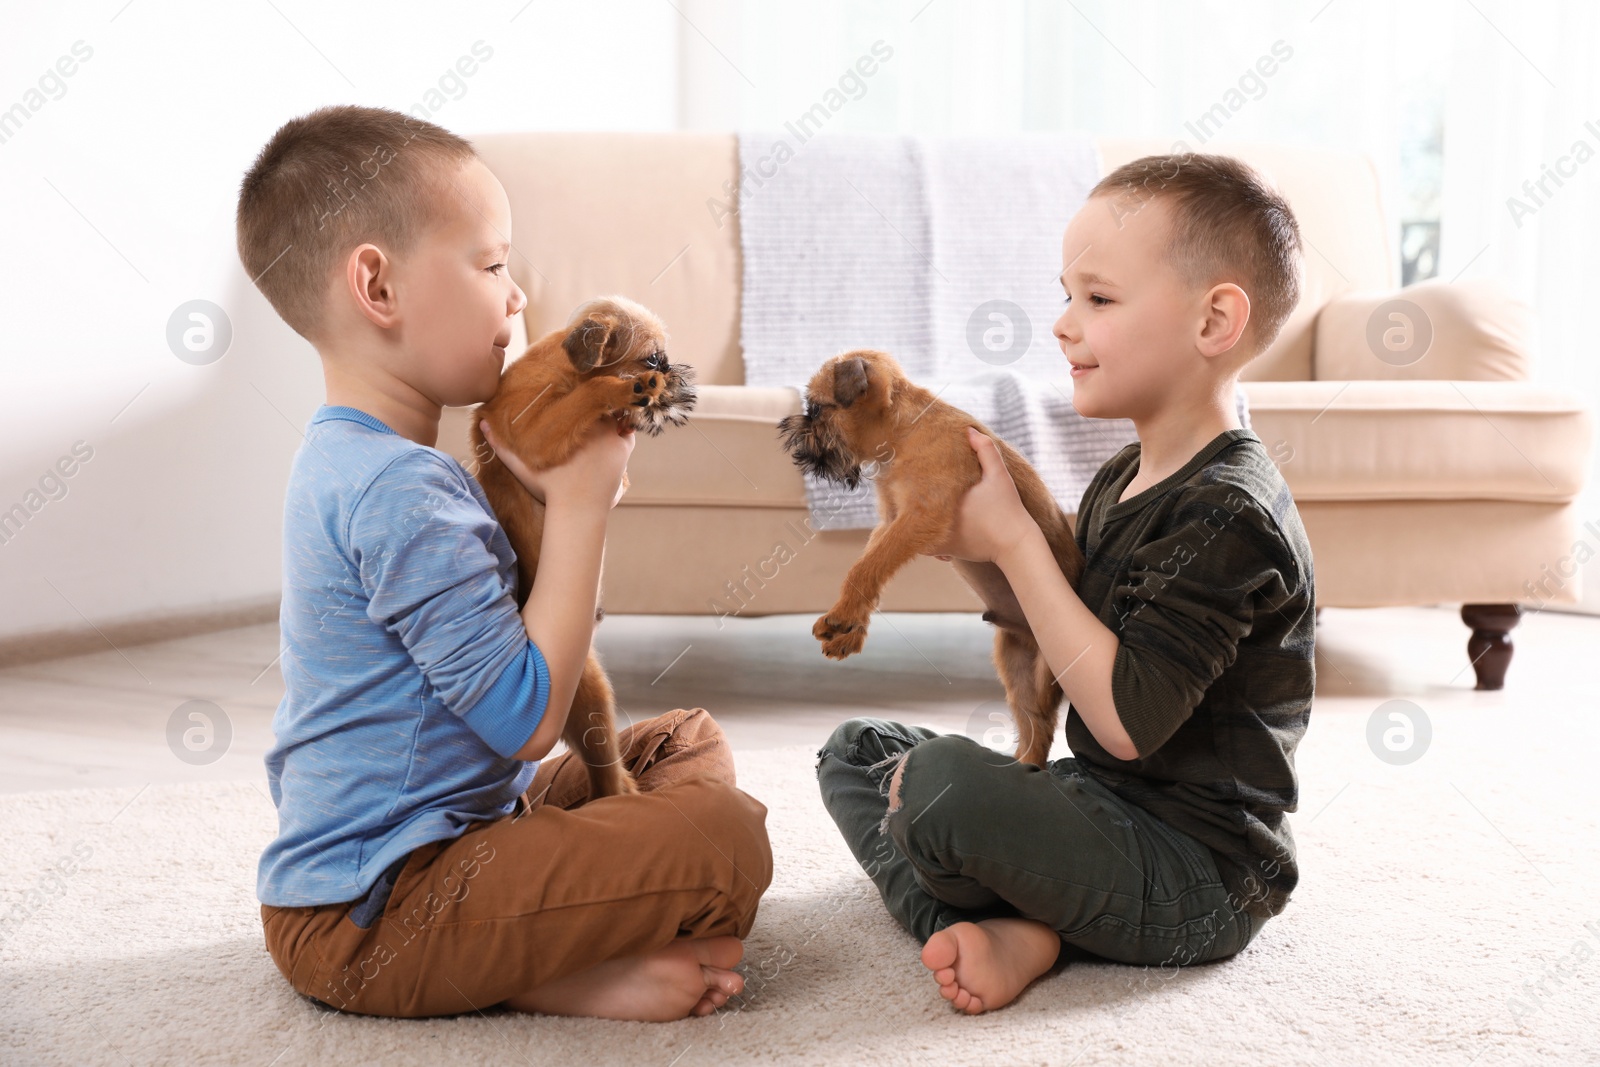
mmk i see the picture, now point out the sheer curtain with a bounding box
[675,0,1600,612]
[1439,0,1600,612]
[675,0,1442,276]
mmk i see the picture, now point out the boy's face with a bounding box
[385,156,526,408]
[1052,194,1208,422]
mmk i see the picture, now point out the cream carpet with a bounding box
[3,705,1597,1066]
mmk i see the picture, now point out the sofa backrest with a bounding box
[473,132,1393,386]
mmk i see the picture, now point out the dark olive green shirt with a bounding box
[1066,428,1315,919]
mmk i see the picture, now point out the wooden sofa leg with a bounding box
[1460,604,1523,690]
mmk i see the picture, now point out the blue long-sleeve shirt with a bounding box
[257,404,549,907]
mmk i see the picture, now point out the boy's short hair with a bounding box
[236,105,477,340]
[1089,152,1304,355]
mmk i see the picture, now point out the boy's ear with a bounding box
[563,316,621,372]
[1197,282,1251,358]
[348,243,400,329]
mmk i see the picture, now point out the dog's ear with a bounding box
[832,356,871,408]
[563,316,622,373]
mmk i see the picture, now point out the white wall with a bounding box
[0,0,678,643]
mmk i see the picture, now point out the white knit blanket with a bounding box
[737,131,1250,529]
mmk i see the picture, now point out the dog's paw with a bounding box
[822,629,867,659]
[622,370,668,408]
[594,373,662,414]
[813,614,867,659]
[588,762,642,799]
[607,770,643,797]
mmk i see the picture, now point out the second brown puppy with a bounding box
[777,349,1086,766]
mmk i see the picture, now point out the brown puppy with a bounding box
[777,349,1085,766]
[471,296,696,797]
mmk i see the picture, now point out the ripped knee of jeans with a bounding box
[872,750,912,835]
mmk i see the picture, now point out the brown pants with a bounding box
[260,708,773,1018]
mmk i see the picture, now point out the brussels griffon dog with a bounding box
[471,296,696,797]
[777,349,1085,766]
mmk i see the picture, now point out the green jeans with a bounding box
[816,717,1261,967]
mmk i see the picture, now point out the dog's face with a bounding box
[776,349,901,489]
[524,295,697,435]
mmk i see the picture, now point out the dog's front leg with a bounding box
[495,376,651,472]
[814,512,944,660]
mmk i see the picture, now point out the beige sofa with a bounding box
[439,133,1594,690]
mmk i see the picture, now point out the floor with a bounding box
[4,605,1600,1065]
[1,604,1596,793]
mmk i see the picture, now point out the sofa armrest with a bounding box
[1243,380,1592,503]
[1312,278,1532,382]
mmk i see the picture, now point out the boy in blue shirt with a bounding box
[240,105,772,1021]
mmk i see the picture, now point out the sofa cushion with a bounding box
[1312,279,1533,382]
[1244,380,1590,503]
[617,381,1591,512]
[624,385,806,508]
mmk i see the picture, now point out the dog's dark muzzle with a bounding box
[777,411,862,490]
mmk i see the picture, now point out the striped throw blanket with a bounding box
[737,131,1250,529]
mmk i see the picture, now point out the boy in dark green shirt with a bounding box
[817,152,1314,1014]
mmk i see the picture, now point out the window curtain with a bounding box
[1439,0,1600,612]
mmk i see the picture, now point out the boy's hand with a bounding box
[923,427,1037,565]
[480,414,634,511]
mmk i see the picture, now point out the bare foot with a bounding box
[920,918,1061,1014]
[503,936,746,1021]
